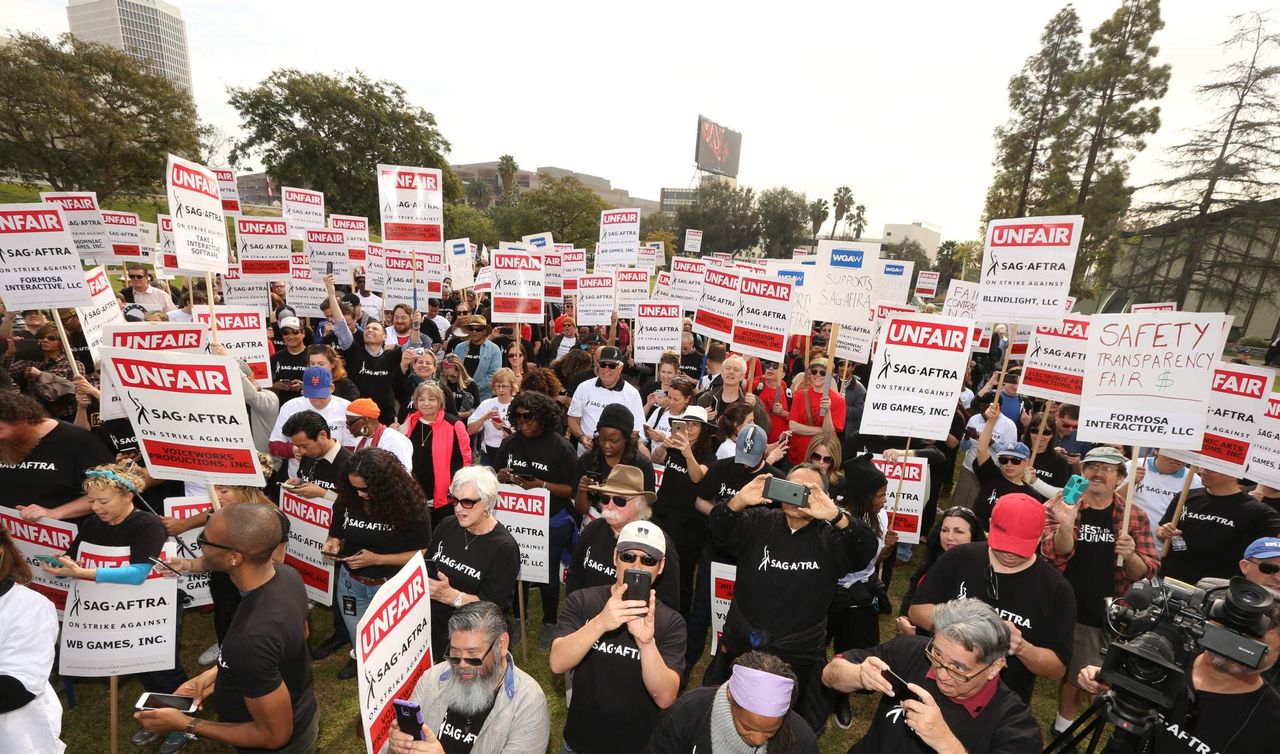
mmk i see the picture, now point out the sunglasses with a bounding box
[350,482,370,497]
[40,336,61,342]
[196,533,236,553]
[128,273,147,279]
[281,328,301,336]
[618,550,659,567]
[997,456,1024,466]
[591,492,630,507]
[512,410,534,423]
[1059,421,1078,431]
[455,310,471,315]
[1033,429,1054,436]
[809,453,835,464]
[507,352,524,359]
[598,362,622,369]
[448,493,483,509]
[1249,560,1280,575]
[809,368,826,377]
[762,361,779,370]
[445,638,497,667]
[468,325,487,332]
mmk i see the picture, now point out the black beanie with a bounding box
[597,403,635,435]
[843,452,887,496]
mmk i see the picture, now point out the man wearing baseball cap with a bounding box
[909,493,1075,704]
[268,366,354,479]
[1042,445,1159,739]
[787,357,846,466]
[972,400,1044,529]
[346,397,411,470]
[551,520,685,754]
[567,345,645,456]
[1241,537,1280,595]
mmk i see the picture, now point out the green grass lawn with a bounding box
[57,547,1066,753]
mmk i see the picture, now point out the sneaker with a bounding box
[834,693,853,729]
[197,643,220,665]
[130,729,160,746]
[338,658,358,680]
[158,731,190,754]
[310,633,347,661]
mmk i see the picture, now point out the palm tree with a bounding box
[497,155,519,196]
[851,204,867,239]
[807,198,829,239]
[830,186,853,239]
[465,178,492,209]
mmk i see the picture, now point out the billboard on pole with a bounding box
[694,116,742,178]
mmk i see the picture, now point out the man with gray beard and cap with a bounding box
[387,601,549,754]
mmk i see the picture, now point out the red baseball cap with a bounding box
[987,493,1045,558]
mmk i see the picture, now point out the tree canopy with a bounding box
[675,180,761,255]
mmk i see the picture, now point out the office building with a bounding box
[883,222,942,262]
[451,161,660,215]
[67,0,192,91]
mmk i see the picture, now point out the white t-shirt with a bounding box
[357,291,383,316]
[556,335,577,360]
[472,397,513,449]
[644,405,682,449]
[961,412,1018,471]
[568,378,645,454]
[0,583,63,753]
[269,395,355,477]
[959,387,975,410]
[1126,456,1203,542]
[167,309,194,323]
[716,438,735,460]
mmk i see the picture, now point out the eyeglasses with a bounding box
[809,453,835,464]
[128,273,147,279]
[1081,462,1118,474]
[1249,559,1280,575]
[591,492,630,507]
[445,638,497,667]
[809,368,826,377]
[448,494,483,509]
[196,533,236,553]
[512,410,533,423]
[40,336,61,342]
[618,550,659,567]
[923,639,995,684]
[997,456,1024,466]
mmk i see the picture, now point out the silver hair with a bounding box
[787,463,830,494]
[446,600,508,646]
[450,466,500,512]
[933,598,1011,666]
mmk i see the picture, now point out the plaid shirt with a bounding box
[1041,491,1160,598]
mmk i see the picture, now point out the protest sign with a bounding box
[0,507,77,615]
[793,247,815,258]
[693,267,741,343]
[280,489,336,605]
[614,268,650,318]
[98,322,209,420]
[192,305,271,385]
[221,264,266,306]
[771,265,811,337]
[1078,312,1231,449]
[40,191,109,260]
[522,231,554,256]
[543,250,563,303]
[1247,396,1280,488]
[639,241,662,271]
[875,259,915,306]
[282,186,325,239]
[382,250,432,312]
[234,217,291,280]
[212,168,241,215]
[634,301,682,363]
[99,347,264,485]
[75,266,125,368]
[162,496,213,608]
[491,247,545,324]
[366,242,387,293]
[705,252,732,268]
[1130,301,1177,313]
[915,270,940,298]
[100,210,143,262]
[813,241,878,325]
[0,203,91,309]
[597,208,641,268]
[574,274,615,327]
[941,280,991,355]
[446,237,474,290]
[1018,315,1090,404]
[860,313,972,441]
[154,214,178,279]
[735,261,767,276]
[60,573,178,677]
[731,274,795,363]
[653,463,665,494]
[289,252,329,318]
[653,270,673,300]
[561,247,587,293]
[873,455,930,544]
[357,553,433,754]
[493,485,550,584]
[166,154,229,274]
[330,214,369,267]
[975,215,1082,325]
[1166,363,1275,477]
[868,302,918,359]
[377,165,444,251]
[139,219,157,258]
[473,266,493,295]
[669,257,708,313]
[305,228,350,280]
[684,228,703,254]
[710,561,735,655]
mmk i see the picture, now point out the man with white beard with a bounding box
[387,601,549,754]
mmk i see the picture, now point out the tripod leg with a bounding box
[1045,700,1104,754]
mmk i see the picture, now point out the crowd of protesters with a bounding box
[2,265,1280,754]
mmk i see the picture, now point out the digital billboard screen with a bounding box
[694,115,742,178]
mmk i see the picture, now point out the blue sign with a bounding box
[884,263,904,276]
[777,269,805,285]
[830,249,864,268]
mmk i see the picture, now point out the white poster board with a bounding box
[914,270,940,299]
[98,322,210,421]
[0,507,77,616]
[1247,396,1280,488]
[1166,363,1275,477]
[288,253,328,318]
[575,274,615,327]
[162,496,213,608]
[710,561,735,656]
[192,305,272,386]
[874,259,915,306]
[235,217,292,280]
[669,257,707,313]
[305,227,350,280]
[860,313,972,441]
[446,237,474,291]
[1018,316,1090,405]
[280,489,336,606]
[597,208,641,268]
[731,274,795,363]
[692,267,740,343]
[282,186,325,240]
[873,455,929,544]
[614,268,650,319]
[330,214,369,269]
[101,210,144,263]
[773,265,812,337]
[75,266,125,369]
[491,247,545,324]
[0,204,91,308]
[684,229,703,254]
[377,165,444,251]
[165,154,229,274]
[975,215,1082,326]
[60,572,178,677]
[212,168,242,216]
[40,191,108,260]
[493,485,551,584]
[633,301,683,363]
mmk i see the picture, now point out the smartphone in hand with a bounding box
[623,568,652,602]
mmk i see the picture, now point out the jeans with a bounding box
[337,569,386,645]
[684,547,714,672]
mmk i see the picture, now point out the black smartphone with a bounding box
[883,666,921,701]
[393,699,425,741]
[623,568,652,602]
[326,261,334,275]
[764,477,810,508]
[426,560,440,580]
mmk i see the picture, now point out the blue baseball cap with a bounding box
[996,442,1031,461]
[302,366,333,398]
[1244,537,1280,560]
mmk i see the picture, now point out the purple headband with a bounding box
[728,665,794,718]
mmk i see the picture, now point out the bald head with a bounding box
[210,503,281,564]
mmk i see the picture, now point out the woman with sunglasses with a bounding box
[503,341,531,384]
[39,463,191,752]
[575,404,656,513]
[305,344,360,401]
[426,466,521,655]
[322,448,432,679]
[400,382,472,527]
[787,357,845,467]
[806,431,845,499]
[566,464,681,611]
[896,507,986,637]
[467,367,518,464]
[439,353,480,422]
[1025,411,1072,488]
[493,391,581,647]
[752,358,793,443]
[649,407,717,616]
[7,323,78,421]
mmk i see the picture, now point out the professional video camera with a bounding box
[1044,575,1274,753]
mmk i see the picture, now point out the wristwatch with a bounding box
[184,718,201,739]
[452,592,464,608]
[828,509,847,527]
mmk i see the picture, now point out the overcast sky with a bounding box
[9,1,1271,240]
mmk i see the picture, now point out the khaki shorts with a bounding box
[1067,623,1109,685]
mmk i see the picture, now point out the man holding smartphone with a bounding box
[551,521,686,754]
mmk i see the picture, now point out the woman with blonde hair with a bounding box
[439,352,480,421]
[394,347,457,420]
[400,382,472,526]
[468,367,518,463]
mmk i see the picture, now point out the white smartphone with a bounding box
[135,692,198,713]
